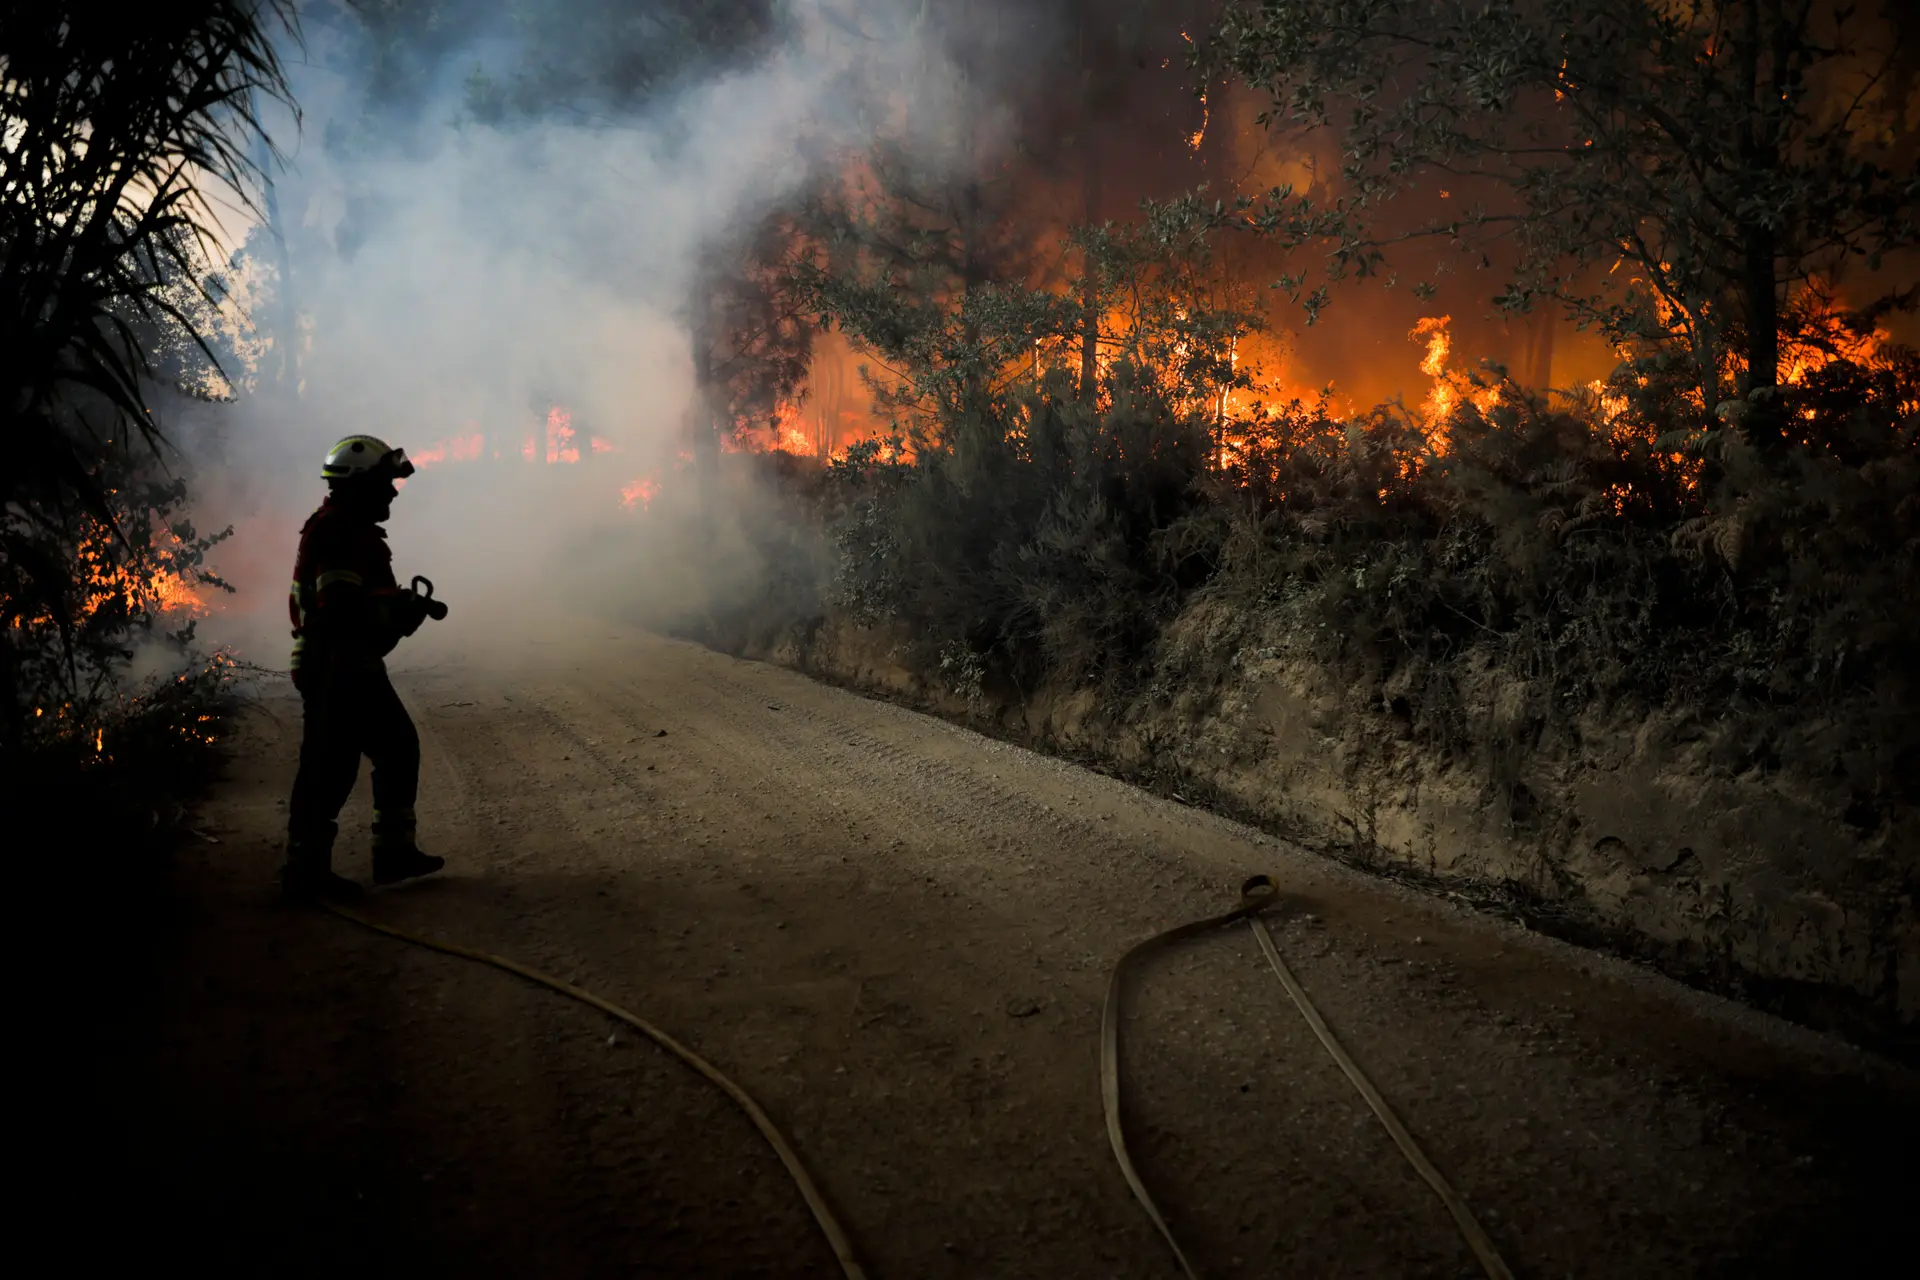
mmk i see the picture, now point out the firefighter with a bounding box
[281,435,447,901]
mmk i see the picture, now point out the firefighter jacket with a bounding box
[289,496,425,687]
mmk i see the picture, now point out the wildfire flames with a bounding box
[7,538,207,634]
[412,433,484,465]
[1411,315,1501,444]
[349,284,1901,529]
[400,406,657,510]
[1779,285,1901,406]
[546,405,580,464]
[621,476,660,510]
[74,522,209,623]
[15,529,228,764]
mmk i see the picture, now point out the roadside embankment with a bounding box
[731,604,1915,1060]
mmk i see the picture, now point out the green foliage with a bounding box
[1185,343,1920,806]
[794,180,1919,815]
[798,190,1268,438]
[691,211,817,447]
[1069,195,1270,418]
[1,3,296,525]
[803,206,1259,685]
[825,375,1211,686]
[0,2,276,807]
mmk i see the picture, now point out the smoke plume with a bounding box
[186,0,1001,664]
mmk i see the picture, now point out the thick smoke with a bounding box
[187,1,992,665]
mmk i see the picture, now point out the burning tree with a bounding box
[794,181,1283,684]
[792,119,1049,432]
[687,211,817,503]
[0,3,292,798]
[1211,0,1920,438]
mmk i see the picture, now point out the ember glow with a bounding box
[621,476,660,510]
[1781,284,1897,390]
[546,406,580,464]
[73,523,209,623]
[1411,315,1500,444]
[413,432,485,466]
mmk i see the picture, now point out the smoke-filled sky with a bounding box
[190,0,1028,659]
[182,0,1479,664]
[184,0,1913,663]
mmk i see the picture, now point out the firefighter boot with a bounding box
[371,810,444,885]
[281,822,364,902]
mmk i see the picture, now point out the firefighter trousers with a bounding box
[287,662,420,838]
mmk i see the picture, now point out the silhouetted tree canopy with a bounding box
[1211,0,1920,437]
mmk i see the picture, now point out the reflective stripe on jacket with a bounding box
[289,496,404,677]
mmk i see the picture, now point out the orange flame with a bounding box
[411,432,484,467]
[1781,285,1891,386]
[620,476,660,510]
[1413,315,1451,380]
[73,523,209,622]
[1410,315,1499,446]
[546,406,580,464]
[773,402,812,455]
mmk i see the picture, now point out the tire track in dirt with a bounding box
[341,670,848,1277]
[545,654,1505,1272]
[149,639,1918,1280]
[493,632,1915,1279]
[482,648,1632,1275]
[489,667,1255,1275]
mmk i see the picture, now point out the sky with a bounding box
[186,0,977,660]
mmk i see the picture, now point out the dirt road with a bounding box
[87,627,1913,1277]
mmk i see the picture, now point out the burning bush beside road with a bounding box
[808,294,1919,798]
[675,132,1918,1045]
[0,5,291,852]
[663,0,1918,1047]
[740,304,1918,1047]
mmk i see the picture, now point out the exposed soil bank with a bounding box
[51,628,1920,1277]
[731,605,1916,1060]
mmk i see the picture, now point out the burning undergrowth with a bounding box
[747,304,1920,811]
[678,199,1920,813]
[1,468,245,853]
[664,195,1919,1043]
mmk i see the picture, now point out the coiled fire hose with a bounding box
[1102,875,1514,1280]
[323,874,1510,1280]
[318,901,868,1280]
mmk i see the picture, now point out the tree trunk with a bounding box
[1078,253,1100,405]
[1078,26,1101,405]
[1742,225,1780,439]
[1733,2,1781,447]
[1521,309,1554,391]
[959,170,986,415]
[691,334,720,520]
[1693,307,1721,426]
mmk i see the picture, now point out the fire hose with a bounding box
[321,875,1511,1280]
[1102,876,1514,1280]
[318,901,868,1280]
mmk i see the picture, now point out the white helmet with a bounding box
[322,435,415,482]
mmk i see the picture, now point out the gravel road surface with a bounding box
[88,627,1915,1278]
